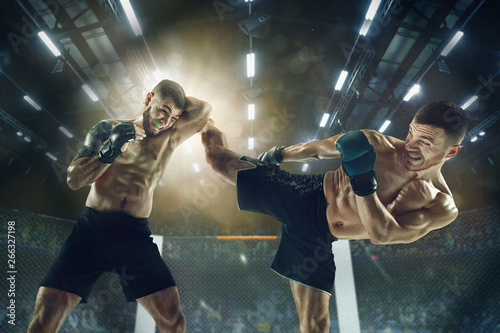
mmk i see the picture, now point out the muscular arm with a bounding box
[280,134,342,162]
[66,121,113,190]
[356,180,458,244]
[170,96,211,146]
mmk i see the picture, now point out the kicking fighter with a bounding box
[28,80,211,333]
[201,100,467,332]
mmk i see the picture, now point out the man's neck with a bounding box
[415,163,444,181]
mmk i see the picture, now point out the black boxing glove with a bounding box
[258,145,285,165]
[98,122,136,164]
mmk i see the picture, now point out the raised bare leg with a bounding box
[136,286,185,333]
[290,280,331,333]
[201,119,254,184]
[28,286,81,333]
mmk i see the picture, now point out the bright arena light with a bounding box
[38,31,61,56]
[59,126,74,138]
[23,95,42,111]
[82,84,99,102]
[403,84,420,101]
[248,137,255,150]
[120,0,143,36]
[365,0,382,20]
[441,31,464,57]
[248,104,255,120]
[46,152,58,161]
[461,95,478,110]
[319,113,330,128]
[247,53,255,78]
[335,70,348,90]
[379,120,391,133]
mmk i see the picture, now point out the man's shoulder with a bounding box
[429,189,459,226]
[94,119,134,126]
[433,172,454,197]
[361,130,404,149]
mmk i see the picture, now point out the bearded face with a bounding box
[142,95,183,137]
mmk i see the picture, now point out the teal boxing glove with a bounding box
[335,130,378,196]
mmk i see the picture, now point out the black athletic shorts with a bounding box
[236,156,338,295]
[41,207,176,303]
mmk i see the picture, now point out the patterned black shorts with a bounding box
[236,156,337,294]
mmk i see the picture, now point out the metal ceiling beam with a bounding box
[0,143,49,179]
[453,142,500,177]
[0,107,49,149]
[52,21,104,41]
[342,2,414,129]
[16,0,114,118]
[381,0,487,123]
[41,0,129,115]
[327,45,376,134]
[463,108,500,143]
[359,0,460,128]
[379,0,459,100]
[87,0,153,98]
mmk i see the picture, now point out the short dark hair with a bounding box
[151,80,187,110]
[413,100,468,145]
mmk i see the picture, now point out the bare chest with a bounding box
[120,139,165,163]
[104,138,173,185]
[373,150,418,204]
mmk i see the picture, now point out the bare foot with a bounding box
[200,118,216,134]
[201,119,227,148]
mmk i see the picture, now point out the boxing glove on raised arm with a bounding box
[98,122,136,164]
[334,130,378,196]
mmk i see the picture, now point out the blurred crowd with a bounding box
[1,205,499,332]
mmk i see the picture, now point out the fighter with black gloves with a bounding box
[29,80,211,333]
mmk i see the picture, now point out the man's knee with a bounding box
[301,313,330,332]
[28,287,80,332]
[28,302,63,332]
[156,307,185,332]
[298,304,330,333]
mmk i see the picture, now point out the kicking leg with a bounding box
[290,281,330,333]
[137,286,185,333]
[201,119,254,184]
[28,286,81,333]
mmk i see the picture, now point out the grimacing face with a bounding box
[403,121,457,172]
[142,94,183,137]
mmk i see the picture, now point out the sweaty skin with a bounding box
[200,116,461,333]
[282,122,459,244]
[84,120,174,218]
[67,95,211,218]
[200,118,460,245]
